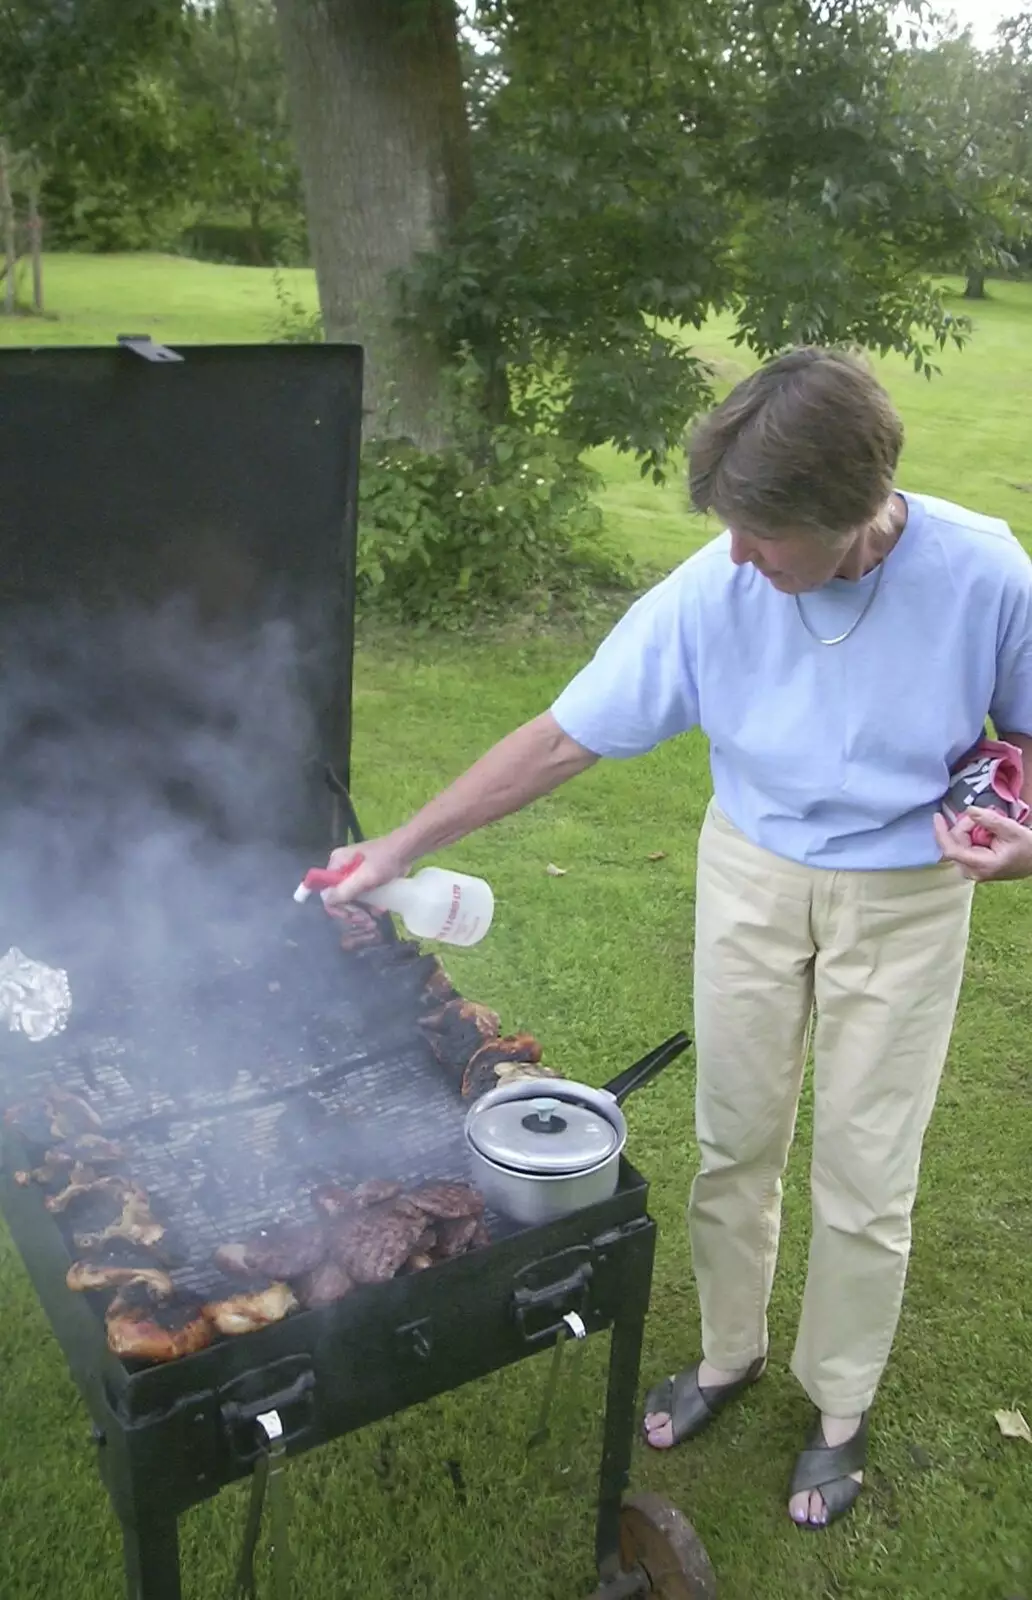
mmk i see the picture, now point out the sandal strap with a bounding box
[644,1357,765,1447]
[790,1414,869,1497]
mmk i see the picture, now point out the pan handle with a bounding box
[603,1030,691,1107]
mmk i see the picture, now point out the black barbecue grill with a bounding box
[0,339,716,1600]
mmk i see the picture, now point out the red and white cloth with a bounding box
[941,738,1030,847]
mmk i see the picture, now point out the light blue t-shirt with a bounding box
[550,492,1032,869]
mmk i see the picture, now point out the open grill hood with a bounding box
[0,339,365,854]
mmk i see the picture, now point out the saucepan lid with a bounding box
[467,1093,620,1176]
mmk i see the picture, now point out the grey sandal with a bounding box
[642,1356,766,1449]
[789,1412,869,1528]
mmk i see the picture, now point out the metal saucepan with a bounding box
[464,1031,691,1225]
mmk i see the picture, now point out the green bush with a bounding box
[357,422,631,626]
[179,213,309,268]
[264,300,631,626]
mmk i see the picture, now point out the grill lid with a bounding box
[467,1094,619,1175]
[0,339,364,855]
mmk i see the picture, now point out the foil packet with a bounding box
[0,948,73,1042]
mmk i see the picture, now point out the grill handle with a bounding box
[602,1031,692,1108]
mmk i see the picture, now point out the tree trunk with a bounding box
[28,179,43,313]
[964,267,987,300]
[0,141,16,316]
[273,0,473,448]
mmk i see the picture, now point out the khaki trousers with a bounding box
[690,801,974,1416]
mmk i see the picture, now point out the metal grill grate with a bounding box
[1,927,515,1307]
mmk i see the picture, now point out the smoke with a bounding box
[0,593,339,1078]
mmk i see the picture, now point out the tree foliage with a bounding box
[895,15,1032,296]
[399,0,1000,477]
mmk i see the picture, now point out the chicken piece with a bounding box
[45,1171,132,1215]
[213,1220,325,1281]
[46,1090,103,1140]
[203,1282,298,1336]
[405,1182,485,1222]
[296,1259,353,1308]
[431,1215,480,1258]
[420,957,458,1008]
[3,1100,59,1150]
[76,1188,165,1251]
[465,1061,561,1101]
[419,1000,502,1076]
[106,1281,214,1363]
[48,1133,125,1166]
[67,1234,174,1296]
[325,1207,428,1285]
[470,1219,491,1251]
[14,1150,79,1187]
[460,1034,544,1099]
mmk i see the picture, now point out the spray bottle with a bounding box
[294,857,494,948]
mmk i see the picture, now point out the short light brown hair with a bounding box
[688,347,904,540]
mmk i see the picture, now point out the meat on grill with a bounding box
[203,1281,298,1336]
[214,1220,326,1281]
[46,1090,104,1140]
[419,1000,501,1076]
[432,1215,481,1258]
[106,1281,214,1363]
[76,1188,165,1251]
[460,1034,545,1099]
[3,1100,56,1149]
[67,1235,174,1296]
[45,1171,133,1215]
[18,1139,128,1191]
[324,1206,429,1284]
[421,956,458,1008]
[311,1178,402,1219]
[335,906,386,953]
[50,1133,125,1165]
[405,1182,485,1221]
[296,1259,353,1308]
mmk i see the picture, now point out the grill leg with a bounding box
[121,1515,182,1600]
[594,1234,654,1588]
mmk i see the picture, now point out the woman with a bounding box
[323,348,1032,1527]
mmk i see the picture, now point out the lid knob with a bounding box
[521,1098,567,1136]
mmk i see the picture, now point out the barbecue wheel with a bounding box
[587,1494,717,1600]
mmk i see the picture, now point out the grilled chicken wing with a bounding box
[76,1187,165,1250]
[106,1281,213,1363]
[203,1282,298,1336]
[419,1000,502,1075]
[67,1234,174,1296]
[460,1034,546,1099]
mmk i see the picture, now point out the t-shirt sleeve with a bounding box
[990,544,1032,736]
[550,568,700,758]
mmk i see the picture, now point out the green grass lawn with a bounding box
[1,255,1031,1600]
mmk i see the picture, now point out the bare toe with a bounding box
[643,1411,675,1450]
[788,1490,811,1524]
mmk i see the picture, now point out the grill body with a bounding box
[0,339,700,1600]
